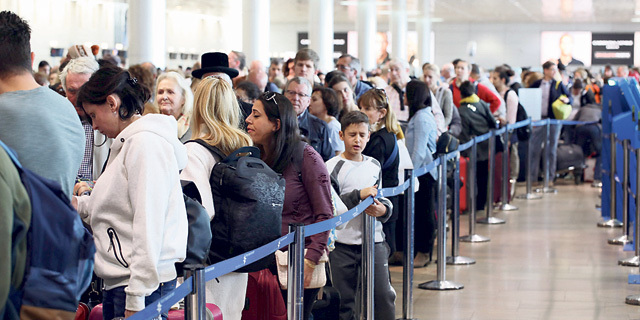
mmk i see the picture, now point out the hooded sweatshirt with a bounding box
[76,114,188,312]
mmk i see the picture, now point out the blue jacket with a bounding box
[298,110,334,162]
[530,79,573,119]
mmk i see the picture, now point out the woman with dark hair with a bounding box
[245,92,333,320]
[310,87,344,155]
[328,74,359,119]
[404,80,438,267]
[72,65,188,319]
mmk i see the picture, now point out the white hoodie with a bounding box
[77,114,188,312]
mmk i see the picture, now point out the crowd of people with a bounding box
[0,9,620,320]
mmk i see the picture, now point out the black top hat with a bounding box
[191,52,239,79]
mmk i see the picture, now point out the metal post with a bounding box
[287,223,305,320]
[401,169,416,320]
[460,137,490,243]
[477,130,506,225]
[598,133,624,227]
[538,119,558,194]
[362,203,375,319]
[498,128,518,211]
[419,155,464,290]
[517,119,542,200]
[447,154,476,265]
[184,265,206,320]
[620,147,640,266]
[610,140,632,245]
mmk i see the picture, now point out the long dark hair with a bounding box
[77,65,150,123]
[312,87,341,118]
[256,91,302,173]
[406,80,432,120]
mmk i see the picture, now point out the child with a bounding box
[325,111,396,320]
[358,89,402,257]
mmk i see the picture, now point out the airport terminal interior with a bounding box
[3,0,640,319]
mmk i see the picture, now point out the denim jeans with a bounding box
[102,279,177,320]
[529,123,563,181]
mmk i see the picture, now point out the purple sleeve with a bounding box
[300,145,332,264]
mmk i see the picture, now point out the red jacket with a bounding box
[450,79,501,113]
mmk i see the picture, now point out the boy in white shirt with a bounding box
[325,111,396,320]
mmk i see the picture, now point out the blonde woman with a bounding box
[179,76,252,320]
[154,71,194,142]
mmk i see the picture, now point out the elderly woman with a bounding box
[72,65,188,319]
[154,71,194,142]
[245,92,333,320]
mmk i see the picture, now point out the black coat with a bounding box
[298,110,334,162]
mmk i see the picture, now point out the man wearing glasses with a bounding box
[284,77,334,161]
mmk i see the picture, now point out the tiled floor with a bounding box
[390,180,640,320]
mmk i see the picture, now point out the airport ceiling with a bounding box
[162,0,640,24]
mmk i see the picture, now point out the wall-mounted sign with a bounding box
[591,33,634,66]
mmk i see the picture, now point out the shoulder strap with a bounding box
[391,83,405,111]
[435,86,445,103]
[0,140,21,168]
[186,139,226,162]
[381,140,398,170]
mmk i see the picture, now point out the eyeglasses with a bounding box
[336,64,352,72]
[263,91,278,105]
[285,90,310,99]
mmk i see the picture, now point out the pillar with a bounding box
[128,0,166,68]
[390,0,407,62]
[308,0,334,73]
[242,0,270,66]
[417,0,432,67]
[357,0,376,71]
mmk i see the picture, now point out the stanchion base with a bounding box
[476,216,506,224]
[515,193,542,200]
[626,294,640,305]
[608,235,632,245]
[597,219,623,228]
[535,187,558,194]
[497,203,519,211]
[460,234,491,243]
[619,256,640,267]
[418,280,464,291]
[446,255,476,265]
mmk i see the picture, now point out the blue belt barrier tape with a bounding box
[414,157,441,178]
[130,116,613,318]
[129,277,193,320]
[458,140,474,152]
[306,197,374,237]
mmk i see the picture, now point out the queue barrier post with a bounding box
[598,133,624,227]
[537,119,558,194]
[287,223,305,320]
[610,139,632,245]
[183,265,206,320]
[516,118,543,201]
[497,127,518,211]
[447,153,476,265]
[400,169,417,319]
[419,155,464,291]
[460,137,490,243]
[477,129,506,225]
[362,199,375,318]
[620,147,640,266]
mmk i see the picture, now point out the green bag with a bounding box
[551,81,571,120]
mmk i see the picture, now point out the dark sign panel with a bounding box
[298,32,349,58]
[591,33,634,65]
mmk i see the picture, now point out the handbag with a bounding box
[274,249,329,290]
[551,82,571,120]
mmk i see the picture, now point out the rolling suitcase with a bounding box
[557,143,585,172]
[242,269,287,320]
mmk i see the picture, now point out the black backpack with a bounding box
[504,90,531,141]
[188,140,285,272]
[177,180,213,276]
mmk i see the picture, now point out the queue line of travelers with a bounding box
[1,9,609,320]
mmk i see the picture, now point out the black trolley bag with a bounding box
[189,140,286,272]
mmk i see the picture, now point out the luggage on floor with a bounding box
[460,156,468,212]
[493,151,512,204]
[557,143,585,172]
[311,285,341,320]
[242,269,287,320]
